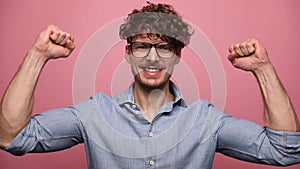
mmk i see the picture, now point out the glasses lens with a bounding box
[130,42,176,58]
[131,42,151,58]
[156,43,175,59]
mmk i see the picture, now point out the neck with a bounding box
[133,81,175,122]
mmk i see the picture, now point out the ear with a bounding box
[125,45,131,63]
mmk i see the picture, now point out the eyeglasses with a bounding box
[129,42,176,59]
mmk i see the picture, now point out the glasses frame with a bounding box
[128,42,177,59]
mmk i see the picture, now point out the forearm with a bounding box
[0,25,75,149]
[0,49,47,148]
[254,64,300,131]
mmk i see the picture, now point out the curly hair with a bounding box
[119,2,193,48]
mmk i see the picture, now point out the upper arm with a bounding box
[3,107,84,156]
[215,111,300,166]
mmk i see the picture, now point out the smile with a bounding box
[145,68,161,72]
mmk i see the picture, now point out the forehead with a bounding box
[131,34,164,43]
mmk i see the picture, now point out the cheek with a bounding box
[165,59,178,74]
[162,63,175,76]
[129,59,142,76]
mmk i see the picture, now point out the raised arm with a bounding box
[0,25,75,148]
[228,38,300,132]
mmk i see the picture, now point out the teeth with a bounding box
[145,68,160,72]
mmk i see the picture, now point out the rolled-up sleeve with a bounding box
[215,107,300,166]
[3,107,84,156]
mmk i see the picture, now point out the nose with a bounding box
[146,47,159,62]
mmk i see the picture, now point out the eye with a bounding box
[157,43,175,52]
[132,43,149,50]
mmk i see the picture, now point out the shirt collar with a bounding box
[112,81,188,108]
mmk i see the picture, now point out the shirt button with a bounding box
[148,132,154,137]
[135,111,140,115]
[149,160,155,166]
[131,104,137,109]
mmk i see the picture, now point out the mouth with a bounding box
[144,68,162,73]
[139,66,165,77]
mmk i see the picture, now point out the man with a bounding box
[0,2,300,169]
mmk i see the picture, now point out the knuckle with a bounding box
[246,43,252,48]
[233,44,239,49]
[47,24,57,31]
[238,43,244,48]
[61,33,67,37]
[47,24,54,29]
[251,37,259,43]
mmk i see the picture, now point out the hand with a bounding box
[31,25,75,60]
[228,38,271,73]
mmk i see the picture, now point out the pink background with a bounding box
[1,0,300,168]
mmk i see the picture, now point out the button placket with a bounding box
[129,103,140,115]
[146,123,156,167]
[148,122,155,137]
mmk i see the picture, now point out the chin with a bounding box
[135,76,170,90]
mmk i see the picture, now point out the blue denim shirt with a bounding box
[4,82,300,169]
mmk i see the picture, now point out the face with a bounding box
[126,35,181,89]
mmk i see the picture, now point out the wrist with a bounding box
[22,48,49,74]
[253,63,274,78]
[27,47,49,64]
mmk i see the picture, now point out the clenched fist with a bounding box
[228,38,271,73]
[31,25,75,60]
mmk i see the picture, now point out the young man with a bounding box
[1,2,300,169]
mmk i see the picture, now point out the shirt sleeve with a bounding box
[3,106,84,156]
[213,106,300,166]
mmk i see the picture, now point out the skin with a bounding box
[125,35,180,121]
[0,25,75,148]
[0,26,299,149]
[228,38,300,131]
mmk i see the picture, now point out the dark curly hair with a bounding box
[119,2,193,48]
